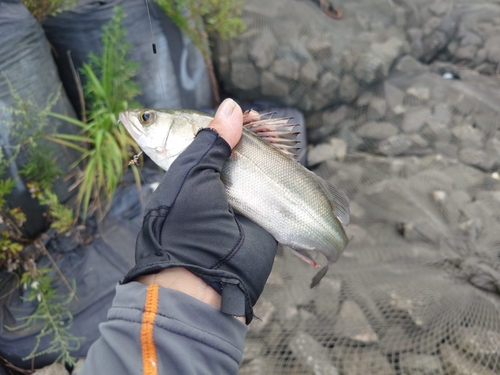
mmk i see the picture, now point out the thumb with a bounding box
[210,98,243,149]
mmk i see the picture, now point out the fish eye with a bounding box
[139,110,155,125]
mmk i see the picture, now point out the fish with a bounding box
[118,108,349,287]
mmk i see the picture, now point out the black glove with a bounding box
[122,128,278,324]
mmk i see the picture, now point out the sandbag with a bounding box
[0,0,79,237]
[42,0,212,118]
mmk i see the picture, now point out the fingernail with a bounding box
[215,98,237,120]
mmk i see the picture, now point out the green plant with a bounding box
[21,0,76,22]
[30,184,74,234]
[5,264,82,367]
[49,6,142,220]
[154,0,245,104]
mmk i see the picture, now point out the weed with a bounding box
[21,0,76,22]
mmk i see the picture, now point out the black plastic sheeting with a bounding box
[0,0,79,237]
[42,0,213,118]
[0,168,163,369]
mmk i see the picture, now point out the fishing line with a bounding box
[144,0,168,108]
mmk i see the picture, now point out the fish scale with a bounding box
[119,108,349,287]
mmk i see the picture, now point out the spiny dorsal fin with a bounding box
[243,112,300,158]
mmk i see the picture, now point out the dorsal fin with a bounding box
[308,170,350,226]
[243,112,300,158]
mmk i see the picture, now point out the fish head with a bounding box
[119,109,205,170]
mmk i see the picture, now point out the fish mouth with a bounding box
[118,112,143,139]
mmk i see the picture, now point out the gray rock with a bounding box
[248,298,275,336]
[452,124,483,149]
[271,57,300,80]
[379,325,415,354]
[333,300,378,343]
[33,364,69,375]
[313,277,341,318]
[440,344,498,375]
[400,353,444,375]
[459,148,491,170]
[310,71,341,109]
[306,38,333,58]
[437,14,456,37]
[395,55,430,74]
[354,52,383,85]
[461,31,483,47]
[308,140,345,166]
[238,358,274,375]
[456,45,478,61]
[341,50,357,74]
[356,122,399,140]
[340,348,395,375]
[434,141,457,157]
[367,98,387,121]
[288,331,339,375]
[345,224,376,246]
[338,75,359,103]
[242,339,267,363]
[379,135,413,156]
[474,48,487,66]
[433,103,451,126]
[429,1,449,16]
[261,72,290,97]
[421,30,448,63]
[231,62,259,90]
[300,59,319,85]
[423,17,442,37]
[457,326,500,370]
[406,85,430,102]
[403,107,432,133]
[249,28,277,69]
[384,82,404,111]
[475,113,498,135]
[323,106,348,128]
[485,35,500,63]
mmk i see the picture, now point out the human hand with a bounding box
[122,99,278,324]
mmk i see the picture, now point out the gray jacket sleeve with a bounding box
[79,282,247,374]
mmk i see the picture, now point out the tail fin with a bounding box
[310,265,329,288]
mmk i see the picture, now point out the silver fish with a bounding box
[119,108,349,287]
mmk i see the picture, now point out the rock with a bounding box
[301,59,319,85]
[379,135,413,156]
[485,35,500,63]
[306,38,332,58]
[261,71,290,97]
[344,224,375,246]
[452,124,483,149]
[400,353,444,375]
[341,50,357,74]
[313,277,341,318]
[455,45,478,61]
[474,48,487,66]
[384,82,404,111]
[231,62,259,90]
[338,75,359,103]
[459,148,491,170]
[288,331,339,375]
[239,358,274,375]
[367,98,387,121]
[354,52,383,85]
[440,344,498,375]
[403,107,432,133]
[242,339,267,364]
[406,85,430,102]
[434,141,457,157]
[457,326,500,370]
[308,142,336,166]
[395,55,430,74]
[310,72,341,110]
[379,325,415,354]
[356,122,399,140]
[433,103,451,126]
[421,31,448,63]
[271,57,300,80]
[249,28,277,69]
[340,348,395,375]
[461,31,483,47]
[248,298,275,336]
[333,300,378,343]
[32,364,69,375]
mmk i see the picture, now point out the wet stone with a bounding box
[400,353,444,375]
[288,331,339,375]
[333,300,378,344]
[356,122,399,140]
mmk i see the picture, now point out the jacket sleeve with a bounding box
[79,282,247,375]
